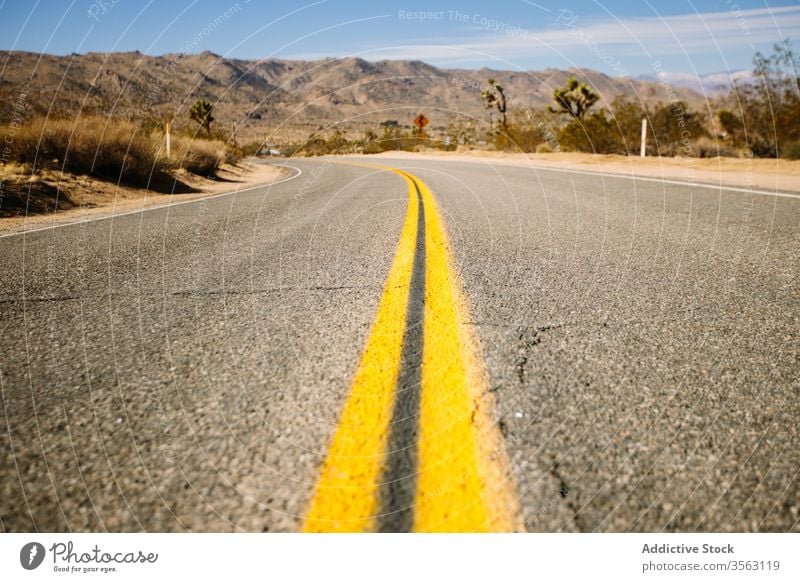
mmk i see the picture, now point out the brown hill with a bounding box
[0,51,707,141]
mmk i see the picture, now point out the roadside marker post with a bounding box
[640,118,647,157]
[165,120,171,160]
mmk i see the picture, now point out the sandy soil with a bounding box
[375,150,800,193]
[0,159,287,233]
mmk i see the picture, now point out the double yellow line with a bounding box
[303,166,521,532]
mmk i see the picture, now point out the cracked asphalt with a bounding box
[1,156,798,532]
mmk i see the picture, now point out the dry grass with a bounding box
[0,115,244,218]
[1,116,236,184]
[168,135,227,177]
[3,116,167,184]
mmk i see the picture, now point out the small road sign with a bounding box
[414,114,429,130]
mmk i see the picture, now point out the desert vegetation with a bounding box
[487,41,800,159]
[290,40,799,160]
[189,99,216,136]
[1,42,797,166]
[0,112,239,186]
[0,106,244,217]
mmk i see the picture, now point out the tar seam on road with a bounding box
[303,165,523,532]
[376,177,425,533]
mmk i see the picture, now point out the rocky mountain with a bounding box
[0,51,707,139]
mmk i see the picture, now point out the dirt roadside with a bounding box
[0,159,288,233]
[375,150,800,193]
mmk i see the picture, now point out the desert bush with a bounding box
[648,101,708,156]
[781,141,800,159]
[557,110,625,154]
[373,126,417,153]
[2,116,167,183]
[432,138,457,152]
[443,122,478,148]
[223,146,240,165]
[717,109,745,146]
[1,116,239,183]
[536,143,553,154]
[168,135,228,176]
[304,126,421,156]
[689,136,737,158]
[555,97,711,157]
[554,96,646,154]
[607,97,647,155]
[361,141,382,155]
[490,108,556,152]
[608,97,708,156]
[496,126,545,152]
[730,41,800,157]
[239,141,265,157]
[299,129,360,155]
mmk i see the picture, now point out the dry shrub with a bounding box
[496,125,547,152]
[689,137,737,158]
[557,111,625,154]
[1,116,238,183]
[781,142,800,160]
[168,135,228,176]
[2,116,166,184]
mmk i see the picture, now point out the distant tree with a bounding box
[730,39,800,157]
[189,99,215,135]
[549,77,600,119]
[481,78,508,131]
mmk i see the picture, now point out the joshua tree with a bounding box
[189,99,215,135]
[549,77,600,119]
[481,78,508,131]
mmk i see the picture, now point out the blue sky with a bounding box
[1,0,797,76]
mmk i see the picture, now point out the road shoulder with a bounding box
[372,150,800,194]
[0,158,289,234]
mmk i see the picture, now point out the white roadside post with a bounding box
[640,118,647,157]
[165,120,171,160]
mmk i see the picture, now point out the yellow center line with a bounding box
[408,172,521,532]
[302,170,419,533]
[303,164,522,532]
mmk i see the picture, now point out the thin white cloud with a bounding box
[286,6,800,65]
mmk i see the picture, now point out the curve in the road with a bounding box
[302,166,523,532]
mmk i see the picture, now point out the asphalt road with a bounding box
[1,156,797,532]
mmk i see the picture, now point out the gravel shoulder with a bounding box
[0,158,288,234]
